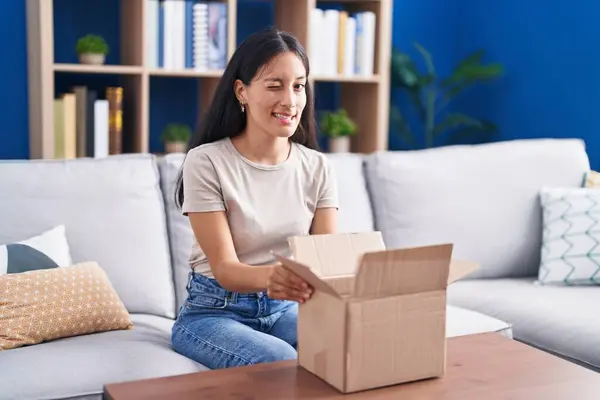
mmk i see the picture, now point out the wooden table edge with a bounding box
[102,332,599,399]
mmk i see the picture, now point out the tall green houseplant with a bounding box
[390,42,504,149]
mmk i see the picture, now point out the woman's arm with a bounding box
[188,211,312,302]
[310,207,338,235]
[310,156,340,235]
[188,211,271,293]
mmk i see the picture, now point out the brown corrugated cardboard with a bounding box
[273,231,478,394]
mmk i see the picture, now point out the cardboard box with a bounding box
[273,231,478,393]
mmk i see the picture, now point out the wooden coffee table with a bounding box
[103,333,599,399]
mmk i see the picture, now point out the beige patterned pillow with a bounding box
[582,170,600,188]
[0,261,133,350]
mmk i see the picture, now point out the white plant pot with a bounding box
[329,136,351,153]
[165,141,188,154]
[79,53,106,65]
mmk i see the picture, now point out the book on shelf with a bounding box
[310,8,376,77]
[52,86,123,160]
[106,87,123,155]
[146,0,228,71]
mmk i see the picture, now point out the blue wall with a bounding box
[454,0,600,169]
[1,0,599,168]
[0,1,28,159]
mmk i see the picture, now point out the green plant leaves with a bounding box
[389,43,503,149]
[433,112,496,136]
[75,34,109,55]
[441,48,504,92]
[161,123,192,143]
[444,120,498,145]
[319,109,357,138]
[390,47,430,120]
[413,42,436,77]
[389,106,416,148]
[390,48,420,88]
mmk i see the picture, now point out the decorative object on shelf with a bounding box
[106,87,123,155]
[319,109,358,153]
[161,123,192,153]
[76,34,109,65]
[390,42,504,150]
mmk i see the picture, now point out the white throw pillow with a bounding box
[0,225,73,275]
[538,187,600,285]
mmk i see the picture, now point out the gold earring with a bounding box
[239,101,245,113]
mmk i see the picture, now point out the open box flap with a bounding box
[352,244,454,299]
[273,253,340,298]
[288,232,386,278]
[448,259,479,284]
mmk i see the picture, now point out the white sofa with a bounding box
[0,137,592,400]
[362,138,599,372]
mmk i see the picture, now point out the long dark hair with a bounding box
[174,27,319,209]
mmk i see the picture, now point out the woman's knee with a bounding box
[171,322,199,361]
[171,320,296,369]
[171,322,240,369]
[253,339,297,364]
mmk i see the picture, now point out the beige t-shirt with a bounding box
[181,137,339,277]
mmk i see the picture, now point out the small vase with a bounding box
[165,141,187,154]
[79,53,106,65]
[329,136,351,153]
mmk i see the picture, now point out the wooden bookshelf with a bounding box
[313,74,381,83]
[53,64,145,75]
[26,0,392,159]
[148,69,224,78]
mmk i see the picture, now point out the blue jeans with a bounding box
[171,272,298,369]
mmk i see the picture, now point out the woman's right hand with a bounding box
[266,263,313,303]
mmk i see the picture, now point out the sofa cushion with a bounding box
[0,261,133,350]
[538,186,600,285]
[364,138,590,279]
[0,313,207,400]
[446,305,512,339]
[448,278,600,370]
[157,154,195,313]
[157,152,375,313]
[582,170,600,187]
[0,155,176,318]
[325,153,375,233]
[1,225,72,275]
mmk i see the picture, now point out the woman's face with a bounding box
[235,52,307,139]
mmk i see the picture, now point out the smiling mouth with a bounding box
[272,113,297,123]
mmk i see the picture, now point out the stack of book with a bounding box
[309,8,377,77]
[53,86,123,159]
[146,0,228,71]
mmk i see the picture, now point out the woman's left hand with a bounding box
[266,263,313,303]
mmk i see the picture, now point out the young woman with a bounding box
[171,27,339,369]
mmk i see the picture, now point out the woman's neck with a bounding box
[232,130,291,166]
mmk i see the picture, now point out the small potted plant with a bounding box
[76,34,109,65]
[161,123,192,153]
[319,108,357,153]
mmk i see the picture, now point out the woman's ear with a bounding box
[233,79,247,103]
